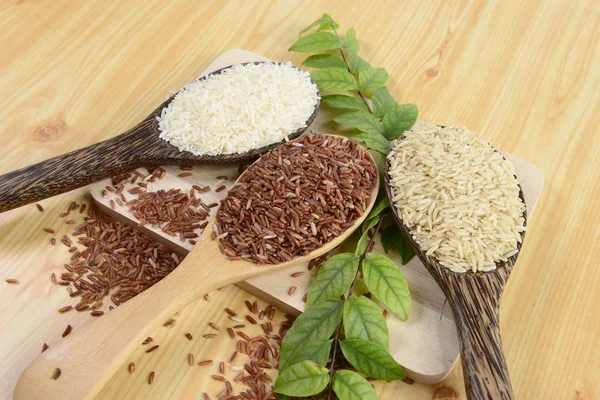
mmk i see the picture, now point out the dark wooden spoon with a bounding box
[384,155,527,400]
[0,61,320,213]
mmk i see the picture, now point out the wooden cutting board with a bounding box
[90,49,545,385]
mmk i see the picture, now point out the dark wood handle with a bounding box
[448,276,513,400]
[0,121,154,213]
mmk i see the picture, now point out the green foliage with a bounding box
[359,67,389,91]
[333,110,383,136]
[306,253,359,306]
[382,103,419,140]
[310,68,358,91]
[362,254,411,320]
[343,28,360,51]
[274,361,330,396]
[340,339,406,381]
[355,215,380,255]
[333,370,379,400]
[290,31,341,52]
[381,225,415,264]
[371,86,397,118]
[366,195,389,221]
[298,13,339,37]
[283,339,333,368]
[344,296,390,350]
[348,50,372,72]
[351,132,391,155]
[279,13,419,399]
[321,94,369,112]
[303,53,347,69]
[279,299,343,370]
[290,14,418,158]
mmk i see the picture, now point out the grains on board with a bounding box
[55,204,180,314]
[158,62,319,156]
[387,122,526,273]
[215,133,376,264]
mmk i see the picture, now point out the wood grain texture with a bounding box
[384,158,528,400]
[0,1,599,399]
[0,62,319,213]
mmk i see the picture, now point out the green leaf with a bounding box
[289,32,341,53]
[372,86,398,118]
[359,67,389,91]
[348,50,371,72]
[380,225,415,265]
[382,103,419,140]
[279,299,344,370]
[299,13,339,37]
[362,254,411,320]
[340,339,406,381]
[343,296,390,350]
[284,339,333,368]
[367,195,389,221]
[362,213,381,234]
[306,253,359,306]
[303,53,348,69]
[321,94,369,112]
[351,132,391,155]
[333,110,383,136]
[355,231,369,255]
[274,360,330,396]
[333,370,379,400]
[343,27,360,51]
[356,215,380,255]
[310,68,358,92]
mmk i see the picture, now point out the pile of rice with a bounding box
[158,62,319,156]
[387,122,526,273]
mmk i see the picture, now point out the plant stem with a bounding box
[326,212,387,399]
[327,321,343,400]
[333,27,372,113]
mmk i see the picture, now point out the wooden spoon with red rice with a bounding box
[14,133,378,400]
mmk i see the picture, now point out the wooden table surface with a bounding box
[0,1,598,399]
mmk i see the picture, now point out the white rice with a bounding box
[158,62,319,156]
[387,122,526,273]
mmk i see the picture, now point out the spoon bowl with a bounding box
[13,134,378,400]
[384,153,527,400]
[0,61,320,213]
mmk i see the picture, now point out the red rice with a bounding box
[215,134,376,264]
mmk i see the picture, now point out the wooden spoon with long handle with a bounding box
[384,159,526,400]
[0,62,319,213]
[13,149,378,400]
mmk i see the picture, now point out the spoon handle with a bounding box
[448,276,514,400]
[0,121,153,213]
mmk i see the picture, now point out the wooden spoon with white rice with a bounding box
[384,122,527,400]
[0,61,320,213]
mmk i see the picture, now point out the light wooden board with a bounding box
[0,2,599,399]
[91,49,545,385]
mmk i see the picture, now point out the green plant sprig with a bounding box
[274,14,418,400]
[326,212,386,400]
[289,14,418,156]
